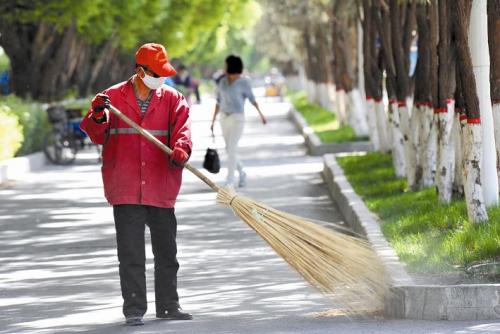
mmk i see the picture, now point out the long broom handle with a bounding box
[108,104,220,193]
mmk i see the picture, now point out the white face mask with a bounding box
[140,71,165,90]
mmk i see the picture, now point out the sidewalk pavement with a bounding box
[0,98,498,333]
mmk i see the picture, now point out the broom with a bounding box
[109,104,391,315]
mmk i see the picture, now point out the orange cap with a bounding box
[135,43,177,77]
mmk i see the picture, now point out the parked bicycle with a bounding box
[43,105,100,165]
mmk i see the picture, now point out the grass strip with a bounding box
[288,91,367,143]
[337,152,500,275]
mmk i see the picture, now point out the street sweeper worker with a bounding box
[80,42,192,326]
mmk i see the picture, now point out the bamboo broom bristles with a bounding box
[217,187,391,315]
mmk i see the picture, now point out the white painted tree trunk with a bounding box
[354,20,370,136]
[314,82,322,106]
[386,100,394,149]
[462,123,489,222]
[306,80,317,105]
[335,89,348,126]
[412,104,425,188]
[410,104,421,154]
[318,83,332,110]
[453,113,465,194]
[347,89,369,136]
[493,103,500,184]
[366,97,380,151]
[375,99,390,152]
[327,83,337,114]
[298,64,307,91]
[436,100,456,203]
[469,0,499,206]
[358,20,366,99]
[399,102,417,188]
[422,107,437,187]
[317,83,326,108]
[286,75,301,91]
[306,79,313,101]
[389,100,406,177]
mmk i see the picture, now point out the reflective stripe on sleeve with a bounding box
[109,128,169,136]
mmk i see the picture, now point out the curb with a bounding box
[288,107,372,156]
[0,152,46,184]
[322,153,500,320]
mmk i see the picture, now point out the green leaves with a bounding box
[0,0,256,57]
[0,104,23,160]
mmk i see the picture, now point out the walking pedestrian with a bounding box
[210,55,267,187]
[173,64,201,104]
[80,43,193,326]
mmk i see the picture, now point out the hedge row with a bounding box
[0,95,50,160]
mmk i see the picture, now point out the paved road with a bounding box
[0,98,498,333]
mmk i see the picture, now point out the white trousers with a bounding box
[220,112,245,185]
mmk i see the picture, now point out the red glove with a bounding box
[171,146,189,166]
[91,93,110,122]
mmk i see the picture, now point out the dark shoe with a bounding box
[125,316,144,326]
[156,308,193,320]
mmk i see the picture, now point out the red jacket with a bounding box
[81,78,192,208]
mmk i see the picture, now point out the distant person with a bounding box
[0,70,9,95]
[173,64,201,104]
[164,76,175,87]
[212,69,225,85]
[210,55,267,187]
[80,43,193,326]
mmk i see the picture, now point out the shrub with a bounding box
[0,48,9,73]
[0,95,50,157]
[0,105,24,160]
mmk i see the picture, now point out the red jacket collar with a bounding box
[120,77,162,116]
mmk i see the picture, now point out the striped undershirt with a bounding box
[136,92,153,119]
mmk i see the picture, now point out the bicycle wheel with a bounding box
[43,130,77,165]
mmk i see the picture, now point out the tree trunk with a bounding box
[365,97,379,149]
[436,99,456,203]
[462,123,489,222]
[87,37,119,91]
[0,19,130,101]
[362,0,383,150]
[469,0,499,207]
[302,24,318,104]
[413,3,433,189]
[377,6,405,175]
[385,76,406,177]
[419,1,440,188]
[314,23,332,108]
[374,97,390,152]
[336,88,348,125]
[452,0,488,222]
[0,22,80,100]
[357,20,366,98]
[436,0,457,203]
[332,14,368,135]
[488,0,500,185]
[390,99,406,177]
[422,106,438,187]
[452,113,465,196]
[389,0,417,188]
[454,77,466,196]
[348,89,369,136]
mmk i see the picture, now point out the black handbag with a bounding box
[203,147,220,173]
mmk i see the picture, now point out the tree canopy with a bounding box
[0,0,261,100]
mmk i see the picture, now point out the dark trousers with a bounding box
[113,204,179,317]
